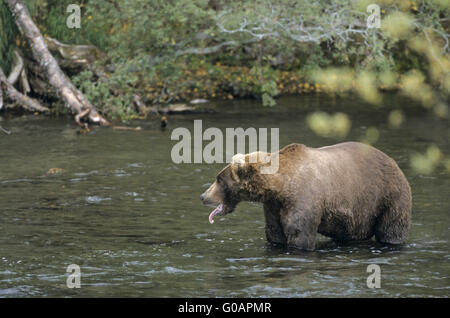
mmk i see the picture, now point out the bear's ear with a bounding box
[230,153,246,182]
[231,153,246,165]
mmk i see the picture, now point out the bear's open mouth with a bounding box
[208,203,224,224]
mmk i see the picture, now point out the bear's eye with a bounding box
[217,175,225,185]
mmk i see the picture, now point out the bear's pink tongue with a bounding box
[208,204,224,224]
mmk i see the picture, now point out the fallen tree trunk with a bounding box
[5,0,109,126]
[0,65,49,113]
[45,36,107,74]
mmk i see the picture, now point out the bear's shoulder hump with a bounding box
[279,143,306,155]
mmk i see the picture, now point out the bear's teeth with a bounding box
[208,204,224,224]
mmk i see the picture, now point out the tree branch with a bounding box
[0,125,11,135]
[175,38,260,57]
[0,65,49,113]
[7,50,24,85]
[215,4,371,45]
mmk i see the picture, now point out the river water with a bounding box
[0,95,448,297]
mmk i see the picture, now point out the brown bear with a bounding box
[200,142,412,251]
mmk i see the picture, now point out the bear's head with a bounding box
[200,152,275,224]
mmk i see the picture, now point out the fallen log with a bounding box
[112,126,143,131]
[0,65,49,113]
[45,36,107,73]
[147,103,215,115]
[45,36,105,62]
[5,0,109,126]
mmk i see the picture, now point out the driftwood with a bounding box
[45,36,107,73]
[133,94,146,115]
[190,98,209,104]
[45,37,105,62]
[112,126,142,131]
[0,66,49,113]
[147,104,193,115]
[147,103,215,115]
[0,125,11,135]
[5,0,109,126]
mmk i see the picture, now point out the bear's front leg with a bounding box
[280,205,320,251]
[264,201,287,246]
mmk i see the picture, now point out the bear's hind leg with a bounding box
[375,196,411,245]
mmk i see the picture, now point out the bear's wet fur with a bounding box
[201,142,412,251]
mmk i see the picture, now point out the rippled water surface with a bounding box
[0,95,449,297]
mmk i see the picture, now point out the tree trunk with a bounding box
[5,0,109,126]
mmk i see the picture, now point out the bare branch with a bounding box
[175,38,260,57]
[0,125,11,135]
[7,50,24,85]
[422,28,445,68]
[0,65,49,113]
[20,68,31,95]
[235,2,448,55]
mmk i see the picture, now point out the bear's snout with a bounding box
[200,187,213,205]
[200,182,224,206]
[200,189,216,206]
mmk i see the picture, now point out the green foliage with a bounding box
[0,2,17,74]
[1,0,447,173]
[72,69,138,122]
[37,0,109,49]
[1,0,448,124]
[307,112,351,139]
[250,64,278,107]
[410,144,447,175]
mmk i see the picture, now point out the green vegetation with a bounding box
[0,0,448,173]
[0,0,16,74]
